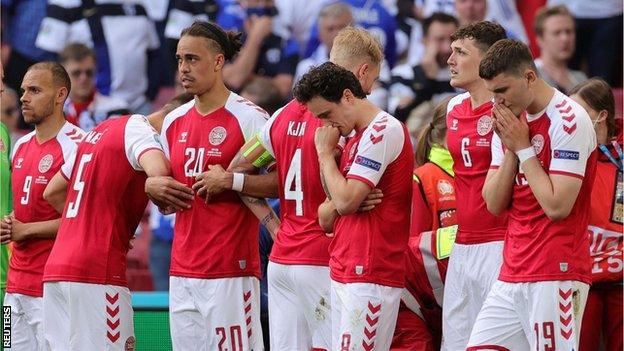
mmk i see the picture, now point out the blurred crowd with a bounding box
[1,0,622,291]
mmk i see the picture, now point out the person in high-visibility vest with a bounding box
[391,96,457,350]
[570,78,623,351]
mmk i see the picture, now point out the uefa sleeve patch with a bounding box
[553,150,580,160]
[355,156,381,171]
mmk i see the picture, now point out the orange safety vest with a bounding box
[413,157,457,232]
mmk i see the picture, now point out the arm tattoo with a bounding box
[320,172,332,200]
[261,211,275,227]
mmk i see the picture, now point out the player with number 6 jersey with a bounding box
[441,22,508,350]
[41,114,169,351]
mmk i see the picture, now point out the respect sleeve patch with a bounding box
[355,156,381,171]
[553,150,580,160]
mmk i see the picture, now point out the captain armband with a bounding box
[242,134,275,168]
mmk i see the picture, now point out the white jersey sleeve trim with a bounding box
[446,92,470,115]
[347,112,405,188]
[125,115,164,171]
[258,104,287,158]
[56,122,86,164]
[547,91,597,178]
[160,100,195,159]
[224,92,269,143]
[11,131,35,162]
[490,132,504,168]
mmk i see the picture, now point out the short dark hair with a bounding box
[58,43,96,64]
[479,39,537,80]
[450,21,507,53]
[293,62,366,104]
[162,92,195,115]
[181,21,243,61]
[27,61,71,92]
[423,12,459,37]
[569,78,617,139]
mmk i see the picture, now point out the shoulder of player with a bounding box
[12,131,36,156]
[362,112,406,139]
[56,122,86,157]
[162,99,195,133]
[224,92,270,122]
[546,92,593,132]
[446,92,471,115]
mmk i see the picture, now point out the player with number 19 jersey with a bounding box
[446,92,507,244]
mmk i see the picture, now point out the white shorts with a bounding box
[467,280,589,351]
[169,276,263,351]
[3,292,44,350]
[43,281,134,351]
[441,241,503,351]
[267,262,331,351]
[330,280,402,351]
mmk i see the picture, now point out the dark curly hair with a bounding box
[181,21,243,61]
[450,21,507,53]
[479,39,536,80]
[293,62,366,104]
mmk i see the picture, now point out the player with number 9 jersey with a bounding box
[42,115,165,350]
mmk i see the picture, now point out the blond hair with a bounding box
[329,26,384,69]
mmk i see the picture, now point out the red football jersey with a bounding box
[44,115,162,286]
[332,112,413,288]
[258,100,331,266]
[446,92,507,244]
[161,93,268,279]
[587,153,622,283]
[8,122,83,296]
[490,90,597,284]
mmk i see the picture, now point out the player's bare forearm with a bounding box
[318,152,370,215]
[483,151,518,215]
[318,199,339,233]
[140,150,171,177]
[239,195,280,240]
[24,219,61,239]
[44,171,69,214]
[241,172,279,198]
[521,157,582,221]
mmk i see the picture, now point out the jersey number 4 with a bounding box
[66,153,93,218]
[284,149,303,216]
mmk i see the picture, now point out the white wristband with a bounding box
[232,173,245,192]
[516,146,536,164]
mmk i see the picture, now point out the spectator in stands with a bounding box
[389,13,458,123]
[223,0,300,100]
[0,86,23,146]
[534,5,587,94]
[1,0,55,94]
[548,0,623,86]
[58,44,129,131]
[36,0,160,114]
[240,76,284,115]
[294,2,353,84]
[273,0,331,52]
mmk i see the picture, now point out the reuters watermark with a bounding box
[2,305,10,348]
